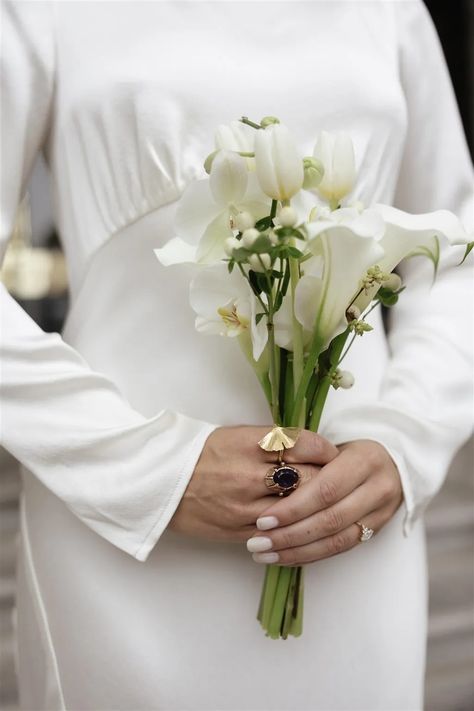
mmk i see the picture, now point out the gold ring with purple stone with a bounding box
[264,461,301,496]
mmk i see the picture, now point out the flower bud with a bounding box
[331,369,355,390]
[260,116,280,128]
[254,124,304,201]
[269,230,279,246]
[313,131,356,206]
[383,273,402,292]
[278,206,298,228]
[234,211,255,232]
[248,253,271,272]
[224,237,241,257]
[241,228,260,248]
[303,156,324,190]
[345,304,361,322]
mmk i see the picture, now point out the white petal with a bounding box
[215,120,255,153]
[174,179,221,246]
[294,275,324,333]
[154,240,197,267]
[195,210,233,264]
[374,204,470,271]
[210,150,248,206]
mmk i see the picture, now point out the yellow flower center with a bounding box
[217,303,249,334]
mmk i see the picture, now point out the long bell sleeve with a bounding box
[0,0,217,562]
[321,0,474,534]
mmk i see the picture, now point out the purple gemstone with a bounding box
[273,466,299,489]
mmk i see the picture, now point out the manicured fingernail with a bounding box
[256,516,279,531]
[246,536,273,553]
[252,552,280,564]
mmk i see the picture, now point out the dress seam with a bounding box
[134,422,216,561]
[20,493,67,711]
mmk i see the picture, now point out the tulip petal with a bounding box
[254,124,303,201]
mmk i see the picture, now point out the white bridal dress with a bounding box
[1,1,473,710]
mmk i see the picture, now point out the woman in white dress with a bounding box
[1,1,473,710]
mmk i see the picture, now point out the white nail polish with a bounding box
[252,552,280,564]
[256,516,279,531]
[246,536,273,553]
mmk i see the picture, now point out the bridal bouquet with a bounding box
[154,115,472,639]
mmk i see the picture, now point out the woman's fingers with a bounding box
[248,478,381,553]
[283,429,339,466]
[254,446,370,529]
[250,505,393,566]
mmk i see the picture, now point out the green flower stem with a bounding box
[240,116,262,130]
[288,567,304,637]
[267,321,281,424]
[258,565,280,630]
[289,251,305,427]
[267,566,292,639]
[308,376,331,432]
[289,330,325,427]
[270,199,278,222]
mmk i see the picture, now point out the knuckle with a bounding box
[378,476,399,506]
[327,532,348,556]
[274,530,294,550]
[322,507,344,533]
[318,479,338,507]
[278,549,297,566]
[365,442,387,470]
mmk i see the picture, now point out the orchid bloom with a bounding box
[189,263,268,361]
[154,150,270,267]
[313,131,356,207]
[215,120,256,170]
[254,124,304,201]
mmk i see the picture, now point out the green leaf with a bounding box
[255,216,273,231]
[227,259,235,274]
[232,247,250,262]
[248,269,262,295]
[280,262,291,297]
[460,241,474,265]
[252,235,273,253]
[256,272,272,294]
[376,287,399,307]
[274,291,283,312]
[286,246,304,259]
[255,312,266,325]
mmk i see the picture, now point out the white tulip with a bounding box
[313,131,356,207]
[254,124,304,201]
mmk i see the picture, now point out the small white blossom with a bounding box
[234,211,255,232]
[248,253,271,272]
[384,273,402,292]
[242,228,260,248]
[224,237,241,257]
[331,369,355,390]
[278,206,298,228]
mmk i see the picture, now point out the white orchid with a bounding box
[254,124,304,201]
[214,120,256,171]
[189,263,268,361]
[313,131,356,207]
[154,150,270,268]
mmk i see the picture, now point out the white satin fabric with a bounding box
[1,2,473,710]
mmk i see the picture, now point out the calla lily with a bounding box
[296,226,384,345]
[254,124,304,201]
[354,204,472,309]
[306,205,385,240]
[189,263,268,361]
[313,131,356,207]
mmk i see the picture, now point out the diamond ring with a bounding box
[355,521,374,542]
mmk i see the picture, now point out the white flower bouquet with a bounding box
[154,115,472,639]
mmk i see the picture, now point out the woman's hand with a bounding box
[168,426,339,543]
[246,439,403,565]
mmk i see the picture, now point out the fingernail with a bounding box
[256,516,279,531]
[246,536,273,553]
[252,552,280,564]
